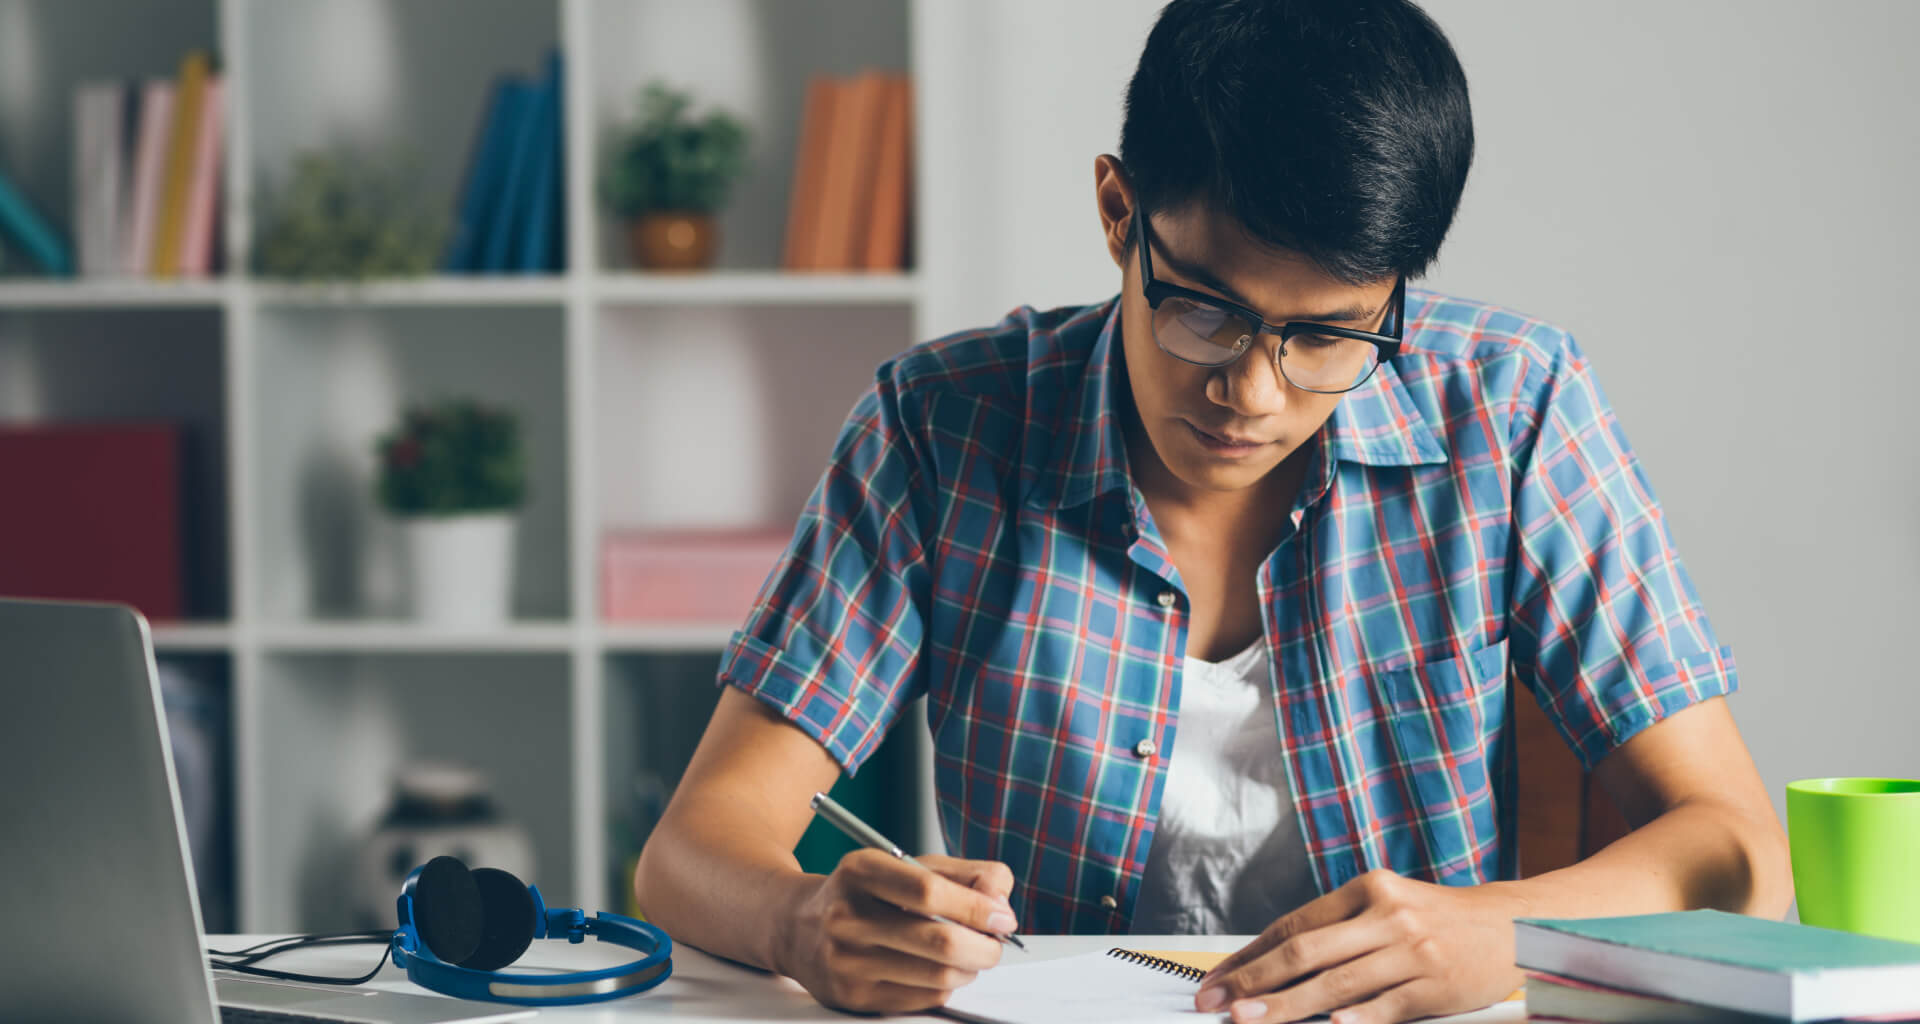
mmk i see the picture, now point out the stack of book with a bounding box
[1517,910,1920,1023]
[442,49,566,274]
[782,70,913,272]
[0,49,223,279]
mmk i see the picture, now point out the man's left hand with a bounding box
[1193,869,1526,1024]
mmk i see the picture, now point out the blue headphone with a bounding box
[389,855,673,1006]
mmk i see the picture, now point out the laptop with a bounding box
[0,598,533,1023]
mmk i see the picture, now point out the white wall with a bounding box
[917,0,1920,827]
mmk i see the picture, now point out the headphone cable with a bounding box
[205,931,393,986]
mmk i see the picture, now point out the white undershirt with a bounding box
[1129,640,1321,935]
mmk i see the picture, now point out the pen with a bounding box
[809,791,1027,951]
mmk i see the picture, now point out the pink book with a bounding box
[601,528,791,624]
[123,80,175,276]
[178,76,223,276]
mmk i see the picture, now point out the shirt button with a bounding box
[1155,589,1177,609]
[1100,894,1119,910]
[1133,738,1158,759]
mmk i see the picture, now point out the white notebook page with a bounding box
[940,949,1213,1024]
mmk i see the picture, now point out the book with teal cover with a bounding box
[1515,910,1920,1021]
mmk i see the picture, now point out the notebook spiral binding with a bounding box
[1107,948,1206,982]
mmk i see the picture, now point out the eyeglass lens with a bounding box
[1150,295,1380,393]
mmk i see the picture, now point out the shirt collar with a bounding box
[1023,296,1446,511]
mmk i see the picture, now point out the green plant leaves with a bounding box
[254,147,450,281]
[374,399,527,515]
[599,81,748,217]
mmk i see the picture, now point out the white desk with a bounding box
[208,933,1525,1023]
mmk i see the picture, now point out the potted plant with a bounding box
[600,81,748,271]
[374,399,527,626]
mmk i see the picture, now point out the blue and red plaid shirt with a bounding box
[717,289,1736,935]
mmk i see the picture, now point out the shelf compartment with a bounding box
[251,651,574,932]
[598,622,740,652]
[159,651,235,933]
[594,303,911,535]
[587,0,910,272]
[249,305,571,624]
[0,308,232,618]
[243,0,563,276]
[0,0,220,281]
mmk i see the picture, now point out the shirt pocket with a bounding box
[1365,639,1507,884]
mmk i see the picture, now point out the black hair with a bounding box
[1118,0,1473,284]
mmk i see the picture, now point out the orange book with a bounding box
[861,75,912,271]
[151,50,210,278]
[783,76,838,271]
[811,71,888,271]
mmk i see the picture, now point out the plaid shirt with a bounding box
[718,290,1736,935]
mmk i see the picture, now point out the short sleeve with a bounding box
[715,376,933,775]
[1506,332,1737,771]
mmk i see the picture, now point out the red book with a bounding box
[0,424,185,621]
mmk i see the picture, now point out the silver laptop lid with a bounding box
[0,598,219,1023]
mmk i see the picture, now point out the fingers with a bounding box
[847,887,1007,972]
[917,853,1017,903]
[1197,911,1398,1012]
[1223,945,1416,1024]
[841,850,1020,940]
[1200,870,1383,986]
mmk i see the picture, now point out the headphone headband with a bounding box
[393,864,673,1006]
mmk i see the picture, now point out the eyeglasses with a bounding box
[1135,215,1405,395]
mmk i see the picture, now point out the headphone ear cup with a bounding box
[411,856,484,967]
[459,867,537,972]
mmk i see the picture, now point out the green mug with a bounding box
[1785,778,1920,943]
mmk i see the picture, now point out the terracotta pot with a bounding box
[629,212,718,271]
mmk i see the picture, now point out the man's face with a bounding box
[1106,193,1399,499]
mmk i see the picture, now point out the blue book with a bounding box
[444,75,520,272]
[478,72,545,273]
[515,50,563,272]
[0,166,73,276]
[1515,910,1920,1021]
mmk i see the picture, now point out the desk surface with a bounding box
[208,933,1526,1023]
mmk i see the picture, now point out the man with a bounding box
[635,1,1792,1022]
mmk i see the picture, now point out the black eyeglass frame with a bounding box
[1134,215,1406,393]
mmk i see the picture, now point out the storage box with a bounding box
[0,422,185,620]
[600,528,792,624]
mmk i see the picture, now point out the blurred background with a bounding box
[0,0,1912,934]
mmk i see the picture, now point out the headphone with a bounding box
[208,855,672,1007]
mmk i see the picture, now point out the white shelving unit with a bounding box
[1,0,936,931]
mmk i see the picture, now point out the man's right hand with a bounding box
[775,850,1021,1013]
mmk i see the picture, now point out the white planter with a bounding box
[402,512,517,626]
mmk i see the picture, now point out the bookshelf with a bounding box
[0,0,936,933]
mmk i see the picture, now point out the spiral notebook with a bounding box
[940,947,1222,1024]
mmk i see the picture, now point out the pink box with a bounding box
[601,528,793,624]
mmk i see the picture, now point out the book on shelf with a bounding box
[151,50,212,278]
[178,76,225,276]
[1514,910,1920,1022]
[445,76,521,272]
[782,76,836,271]
[473,50,564,275]
[515,50,565,273]
[783,70,914,273]
[123,79,175,276]
[0,161,72,278]
[861,74,913,271]
[0,423,186,622]
[601,528,790,625]
[74,82,128,277]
